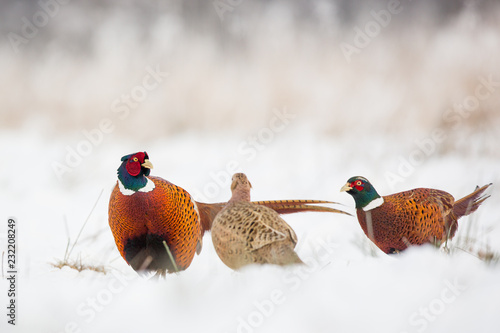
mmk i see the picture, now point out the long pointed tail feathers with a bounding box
[196,199,351,234]
[255,202,352,216]
[195,202,226,234]
[253,199,352,216]
[453,183,492,218]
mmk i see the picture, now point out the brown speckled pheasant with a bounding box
[340,176,492,254]
[212,173,304,269]
[109,152,350,275]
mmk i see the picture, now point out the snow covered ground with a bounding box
[1,1,500,332]
[0,125,499,333]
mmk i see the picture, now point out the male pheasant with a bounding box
[340,176,492,254]
[108,152,350,275]
[212,173,303,269]
[108,152,202,275]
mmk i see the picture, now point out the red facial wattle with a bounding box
[126,153,146,176]
[352,181,365,192]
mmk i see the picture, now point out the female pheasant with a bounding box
[340,176,491,254]
[109,152,350,275]
[211,173,303,270]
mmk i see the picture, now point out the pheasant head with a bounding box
[117,151,154,192]
[229,173,252,203]
[341,176,382,210]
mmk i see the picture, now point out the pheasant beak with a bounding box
[340,183,352,192]
[141,159,154,169]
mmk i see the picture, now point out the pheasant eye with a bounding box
[356,181,362,186]
[132,157,138,162]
